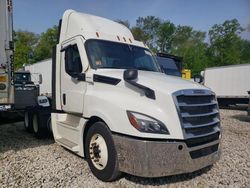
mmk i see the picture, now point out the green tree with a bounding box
[131,26,150,43]
[131,16,210,74]
[33,25,58,62]
[156,21,175,53]
[135,16,161,50]
[115,19,130,28]
[171,26,208,74]
[239,39,250,64]
[14,30,39,69]
[208,19,244,66]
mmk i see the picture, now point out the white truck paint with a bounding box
[26,10,221,181]
[202,64,250,105]
[0,0,14,110]
[25,59,52,96]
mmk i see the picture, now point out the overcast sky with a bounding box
[13,0,250,40]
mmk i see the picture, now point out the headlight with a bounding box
[0,83,6,90]
[127,111,169,134]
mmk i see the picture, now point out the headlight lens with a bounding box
[127,111,169,134]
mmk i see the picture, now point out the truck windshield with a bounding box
[14,73,31,84]
[156,56,182,77]
[85,40,160,72]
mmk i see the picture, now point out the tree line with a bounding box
[14,17,250,75]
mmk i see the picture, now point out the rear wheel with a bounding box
[32,111,48,139]
[33,114,39,134]
[24,110,33,133]
[85,122,121,182]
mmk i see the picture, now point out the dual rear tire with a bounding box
[24,110,33,133]
[24,107,50,138]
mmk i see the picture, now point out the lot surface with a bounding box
[0,109,250,188]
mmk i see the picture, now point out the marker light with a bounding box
[0,76,7,82]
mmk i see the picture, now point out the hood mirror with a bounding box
[123,69,138,81]
[38,74,43,84]
[193,74,203,83]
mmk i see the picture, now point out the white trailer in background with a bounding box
[1,0,38,114]
[0,0,14,111]
[25,59,52,96]
[202,64,250,106]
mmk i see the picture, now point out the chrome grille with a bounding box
[173,89,221,147]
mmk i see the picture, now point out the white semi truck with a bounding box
[0,0,14,111]
[25,10,221,181]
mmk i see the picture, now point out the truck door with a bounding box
[60,37,87,114]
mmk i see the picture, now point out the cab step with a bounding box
[56,137,79,152]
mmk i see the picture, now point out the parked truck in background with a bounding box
[25,59,52,96]
[22,10,221,181]
[0,0,14,111]
[196,64,250,106]
[156,53,182,77]
[156,53,191,80]
[14,71,40,110]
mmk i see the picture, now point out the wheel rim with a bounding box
[89,133,108,170]
[24,112,29,128]
[33,114,38,133]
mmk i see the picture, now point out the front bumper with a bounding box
[113,134,220,177]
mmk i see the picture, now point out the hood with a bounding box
[93,69,207,94]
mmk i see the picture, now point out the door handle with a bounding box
[63,93,66,105]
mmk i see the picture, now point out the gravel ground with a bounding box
[0,109,250,188]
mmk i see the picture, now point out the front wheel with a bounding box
[85,122,121,182]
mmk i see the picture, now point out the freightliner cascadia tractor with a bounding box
[24,10,221,181]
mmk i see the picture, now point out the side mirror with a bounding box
[193,74,203,83]
[71,72,85,81]
[38,74,42,84]
[123,69,138,81]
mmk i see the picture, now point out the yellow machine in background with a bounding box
[182,69,191,80]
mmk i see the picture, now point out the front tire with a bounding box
[85,122,121,182]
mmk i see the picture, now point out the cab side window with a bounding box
[65,44,82,77]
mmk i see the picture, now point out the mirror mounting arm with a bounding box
[123,69,156,100]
